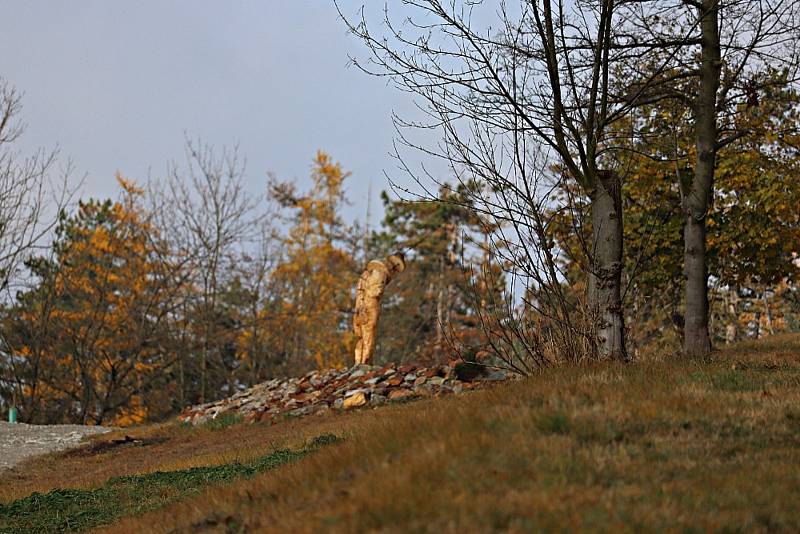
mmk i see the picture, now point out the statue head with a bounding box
[386,253,406,274]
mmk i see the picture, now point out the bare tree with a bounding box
[0,79,78,419]
[151,139,259,403]
[338,1,694,361]
[0,79,76,294]
[229,220,284,383]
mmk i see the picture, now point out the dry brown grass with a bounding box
[5,334,800,533]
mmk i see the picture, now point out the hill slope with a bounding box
[2,335,800,533]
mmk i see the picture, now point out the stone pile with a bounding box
[179,362,507,426]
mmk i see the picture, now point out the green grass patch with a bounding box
[536,411,571,435]
[683,369,767,392]
[202,412,244,431]
[0,434,340,534]
[710,370,764,392]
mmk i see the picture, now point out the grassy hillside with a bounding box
[2,335,800,533]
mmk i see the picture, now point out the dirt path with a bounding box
[0,421,111,471]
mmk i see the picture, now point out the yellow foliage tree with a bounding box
[5,175,179,424]
[268,152,357,369]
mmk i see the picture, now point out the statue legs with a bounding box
[354,302,380,364]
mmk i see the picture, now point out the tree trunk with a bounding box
[436,261,445,349]
[589,171,627,361]
[754,308,762,339]
[179,355,185,407]
[725,287,738,344]
[80,369,93,425]
[683,0,720,357]
[761,289,774,336]
[200,337,208,404]
[683,213,712,355]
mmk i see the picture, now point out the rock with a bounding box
[343,391,368,409]
[177,358,509,425]
[385,374,404,387]
[413,385,433,397]
[313,403,330,415]
[258,412,273,423]
[453,361,486,382]
[422,368,440,378]
[287,406,314,417]
[428,376,445,386]
[243,412,259,423]
[192,414,212,426]
[475,369,507,382]
[398,364,417,374]
[388,389,416,401]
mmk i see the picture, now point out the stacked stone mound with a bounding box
[179,362,507,426]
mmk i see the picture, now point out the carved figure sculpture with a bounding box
[353,254,405,365]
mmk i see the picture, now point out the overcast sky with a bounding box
[0,1,444,224]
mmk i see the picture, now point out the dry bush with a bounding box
[447,267,599,376]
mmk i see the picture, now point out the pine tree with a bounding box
[371,184,503,364]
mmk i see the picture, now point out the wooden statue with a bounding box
[353,254,405,365]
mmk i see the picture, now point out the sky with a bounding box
[0,1,445,225]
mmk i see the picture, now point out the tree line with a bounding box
[0,116,503,424]
[2,0,800,424]
[338,0,800,362]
